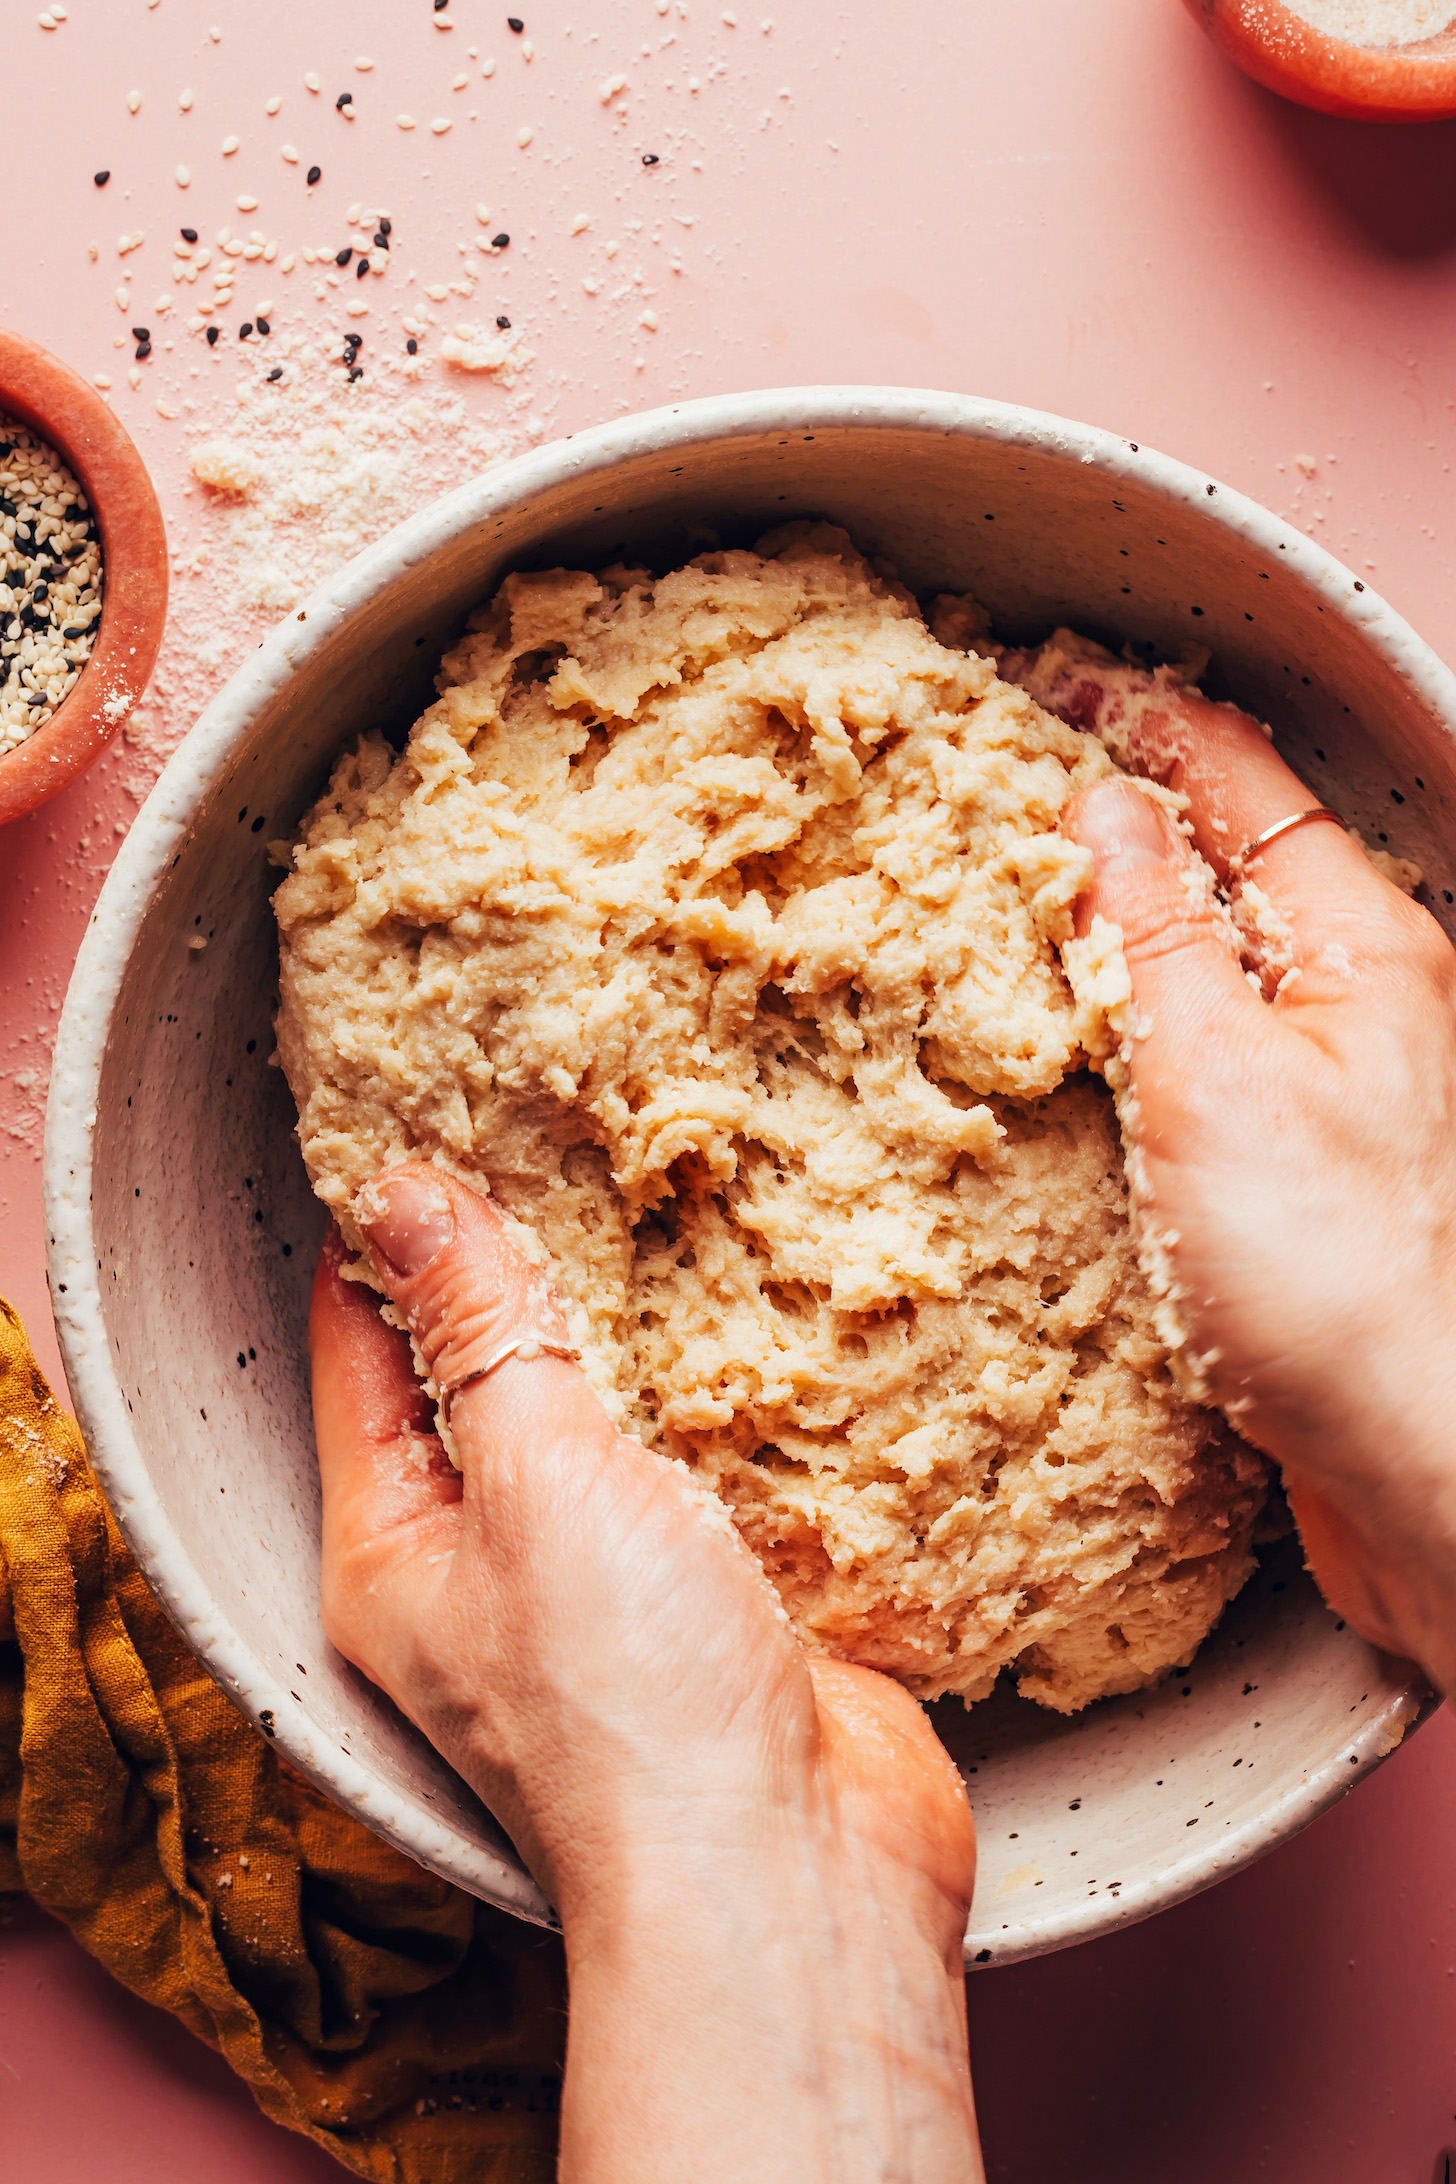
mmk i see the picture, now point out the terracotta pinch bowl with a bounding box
[0,327,168,827]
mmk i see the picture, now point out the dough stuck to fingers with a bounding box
[277,525,1271,1716]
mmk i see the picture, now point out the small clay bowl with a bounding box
[1185,0,1456,120]
[0,328,168,827]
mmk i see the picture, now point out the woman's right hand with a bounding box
[1059,671,1456,1698]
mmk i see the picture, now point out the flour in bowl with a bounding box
[273,525,1269,1713]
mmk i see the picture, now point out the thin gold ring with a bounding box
[440,1333,581,1421]
[1231,805,1344,876]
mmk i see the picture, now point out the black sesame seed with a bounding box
[642,151,660,165]
[266,366,283,382]
[508,14,524,27]
[239,321,254,339]
[180,226,198,243]
[406,337,418,354]
[256,316,271,334]
[347,365,363,381]
[434,0,449,9]
[94,170,111,187]
[496,313,511,328]
[356,257,370,278]
[492,231,510,248]
[131,326,150,341]
[336,91,353,109]
[134,341,152,360]
[307,165,322,185]
[379,216,392,235]
[336,246,353,266]
[373,231,389,248]
[206,325,220,345]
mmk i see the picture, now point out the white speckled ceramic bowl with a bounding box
[45,389,1445,1965]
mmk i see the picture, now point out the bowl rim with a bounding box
[43,383,1450,1960]
[0,328,169,827]
[1187,0,1456,121]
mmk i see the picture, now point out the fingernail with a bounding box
[359,1169,455,1277]
[1075,781,1171,874]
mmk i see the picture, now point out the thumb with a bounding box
[355,1164,615,1489]
[1066,778,1262,1099]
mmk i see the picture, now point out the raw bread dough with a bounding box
[274,525,1268,1713]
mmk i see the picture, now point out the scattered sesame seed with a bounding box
[481,55,496,73]
[601,73,628,102]
[348,365,363,381]
[336,246,353,266]
[115,285,130,309]
[135,340,152,359]
[522,39,534,57]
[508,14,524,28]
[432,117,453,133]
[571,213,591,233]
[255,315,271,334]
[397,113,416,129]
[336,90,353,110]
[282,144,299,162]
[179,88,194,111]
[496,313,511,327]
[206,325,220,344]
[356,257,370,278]
[93,373,112,388]
[237,194,259,211]
[266,366,283,381]
[642,151,659,165]
[516,124,533,145]
[304,72,320,91]
[640,308,657,329]
[475,202,493,223]
[355,55,374,69]
[180,226,198,242]
[222,134,239,153]
[131,325,150,340]
[306,164,322,184]
[453,71,469,87]
[38,12,58,29]
[379,217,392,235]
[127,90,142,113]
[94,171,111,187]
[406,337,418,353]
[492,231,510,248]
[239,321,253,338]
[266,95,282,115]
[435,0,450,8]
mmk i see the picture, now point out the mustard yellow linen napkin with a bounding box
[0,1298,565,2180]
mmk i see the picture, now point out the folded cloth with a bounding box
[0,1298,565,2180]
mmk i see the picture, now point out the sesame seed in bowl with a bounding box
[0,327,167,828]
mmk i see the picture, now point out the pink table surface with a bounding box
[4,0,1456,2175]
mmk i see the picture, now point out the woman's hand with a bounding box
[310,1165,981,2184]
[1061,675,1456,1697]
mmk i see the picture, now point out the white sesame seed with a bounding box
[179,88,194,110]
[209,26,221,41]
[396,113,416,129]
[115,285,129,308]
[582,277,600,294]
[517,124,534,145]
[425,283,450,301]
[304,71,320,91]
[92,374,111,389]
[263,239,278,261]
[723,8,737,21]
[571,213,591,234]
[193,247,211,267]
[434,11,454,24]
[222,134,239,154]
[281,251,296,271]
[37,12,58,29]
[128,366,142,390]
[237,194,259,211]
[281,144,298,162]
[355,55,373,69]
[481,55,496,74]
[432,117,452,134]
[156,400,176,418]
[340,103,355,119]
[242,242,264,259]
[475,202,493,223]
[266,95,282,115]
[346,201,361,223]
[522,39,534,57]
[87,242,98,261]
[127,90,142,113]
[601,74,627,101]
[453,72,469,88]
[345,299,369,317]
[640,308,658,330]
[156,294,172,312]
